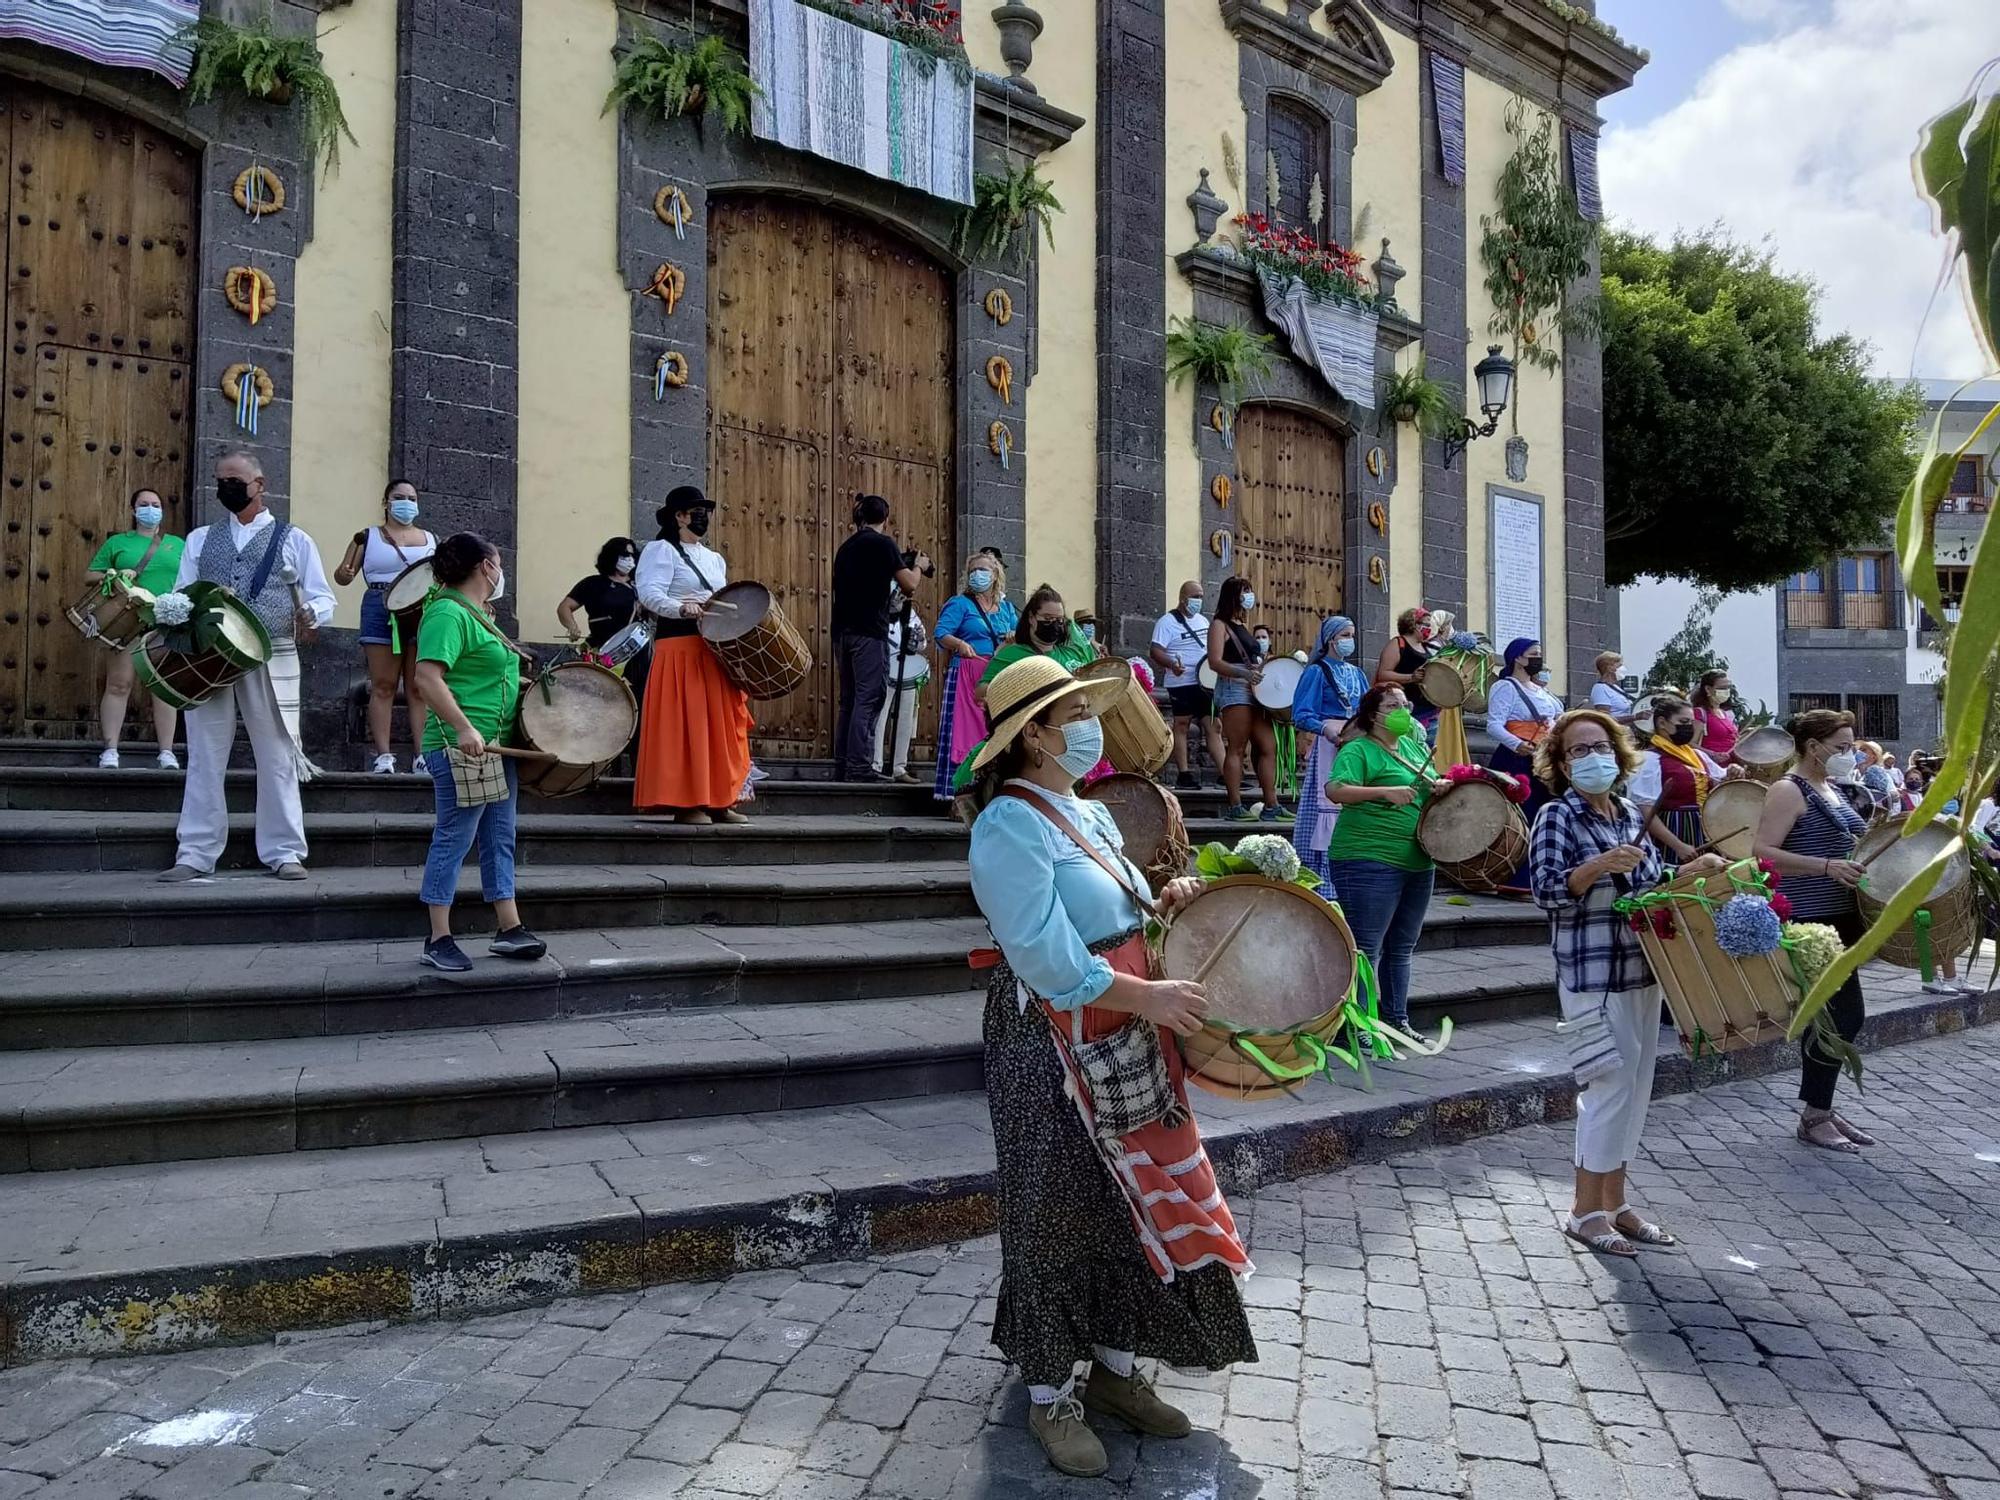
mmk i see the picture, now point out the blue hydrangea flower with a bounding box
[1449,630,1480,652]
[1714,893,1782,959]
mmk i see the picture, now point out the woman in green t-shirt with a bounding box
[1326,685,1450,1033]
[85,488,185,769]
[411,532,544,973]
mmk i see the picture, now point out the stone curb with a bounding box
[7,988,1992,1365]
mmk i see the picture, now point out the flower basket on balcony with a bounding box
[1233,214,1380,408]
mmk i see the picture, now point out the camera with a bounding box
[902,548,936,579]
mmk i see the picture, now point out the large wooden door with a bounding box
[708,197,955,759]
[0,82,198,736]
[1233,405,1346,658]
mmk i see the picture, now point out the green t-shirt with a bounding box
[1324,732,1435,871]
[418,593,521,751]
[87,530,184,596]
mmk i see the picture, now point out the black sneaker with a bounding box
[490,925,547,961]
[1175,771,1199,791]
[421,936,473,972]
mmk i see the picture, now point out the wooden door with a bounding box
[1233,405,1346,658]
[0,82,197,736]
[708,197,955,760]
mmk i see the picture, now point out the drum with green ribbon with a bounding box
[135,586,272,709]
[1855,814,1978,974]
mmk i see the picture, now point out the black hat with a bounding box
[664,484,714,513]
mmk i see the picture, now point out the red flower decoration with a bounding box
[1769,892,1793,920]
[1627,913,1647,933]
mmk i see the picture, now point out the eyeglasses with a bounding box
[1565,742,1616,759]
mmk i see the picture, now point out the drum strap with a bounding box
[998,786,1161,922]
[131,531,166,579]
[245,519,292,604]
[669,540,716,594]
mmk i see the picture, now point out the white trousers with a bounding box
[870,682,921,775]
[175,659,307,872]
[1571,982,1662,1173]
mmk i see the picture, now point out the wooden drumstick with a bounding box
[1190,905,1257,985]
[483,745,559,762]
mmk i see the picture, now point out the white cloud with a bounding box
[1716,0,1807,27]
[1601,0,1995,380]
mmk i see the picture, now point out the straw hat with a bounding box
[965,655,1129,775]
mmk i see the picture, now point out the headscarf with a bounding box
[1313,614,1355,661]
[1503,637,1537,673]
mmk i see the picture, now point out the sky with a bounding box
[1595,0,1997,382]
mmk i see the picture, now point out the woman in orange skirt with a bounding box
[633,486,753,824]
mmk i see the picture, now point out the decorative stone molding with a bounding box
[1187,169,1229,245]
[1370,0,1642,112]
[1371,238,1406,315]
[975,75,1083,160]
[1218,0,1395,98]
[991,2,1043,94]
[1174,246,1420,356]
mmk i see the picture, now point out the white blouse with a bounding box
[635,537,728,619]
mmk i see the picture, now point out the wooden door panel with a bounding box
[836,449,947,759]
[1235,405,1344,659]
[0,82,196,734]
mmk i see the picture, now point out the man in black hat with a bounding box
[831,494,929,782]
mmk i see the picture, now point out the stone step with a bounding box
[0,809,1274,873]
[0,862,986,951]
[0,943,1558,1173]
[0,899,1545,1049]
[4,972,1985,1363]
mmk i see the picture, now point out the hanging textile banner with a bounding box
[1257,271,1380,411]
[747,0,976,206]
[0,0,197,87]
[1429,53,1467,187]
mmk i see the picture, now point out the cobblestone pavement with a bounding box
[4,1026,1999,1500]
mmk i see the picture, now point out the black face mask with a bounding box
[683,511,711,538]
[1034,617,1067,645]
[217,477,254,514]
[1669,722,1696,746]
[1522,656,1544,676]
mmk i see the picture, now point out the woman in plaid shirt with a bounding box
[1529,707,1725,1258]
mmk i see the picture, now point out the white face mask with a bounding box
[1713,688,1732,705]
[614,556,635,575]
[1823,749,1857,781]
[1184,599,1203,617]
[488,564,506,603]
[1050,717,1104,780]
[1569,753,1619,794]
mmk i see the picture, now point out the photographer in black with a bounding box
[830,494,931,781]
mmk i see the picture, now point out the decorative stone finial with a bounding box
[992,2,1044,94]
[1188,169,1229,245]
[1373,237,1406,314]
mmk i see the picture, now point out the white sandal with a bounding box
[1563,1211,1637,1258]
[1612,1204,1677,1247]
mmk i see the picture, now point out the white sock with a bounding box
[1028,1384,1066,1406]
[1092,1346,1135,1378]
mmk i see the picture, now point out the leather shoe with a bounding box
[1027,1396,1107,1478]
[1083,1367,1191,1438]
[156,864,205,883]
[272,862,308,880]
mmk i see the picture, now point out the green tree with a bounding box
[1601,228,1922,590]
[1641,586,1726,696]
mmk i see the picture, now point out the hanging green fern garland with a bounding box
[1165,316,1275,412]
[956,164,1063,266]
[177,11,356,174]
[602,34,761,135]
[1478,96,1599,386]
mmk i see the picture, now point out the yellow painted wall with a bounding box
[1461,71,1568,675]
[290,0,396,630]
[1353,10,1427,618]
[1162,0,1246,605]
[516,0,630,632]
[964,10,1098,614]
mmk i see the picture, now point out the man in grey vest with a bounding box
[159,452,335,882]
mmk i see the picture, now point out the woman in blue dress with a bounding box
[933,549,1017,801]
[1291,614,1369,891]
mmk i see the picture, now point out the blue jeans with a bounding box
[421,749,519,907]
[1328,860,1435,1026]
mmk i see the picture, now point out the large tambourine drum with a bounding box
[1253,656,1304,723]
[384,559,435,643]
[1701,779,1766,863]
[514,661,637,798]
[1855,814,1979,970]
[1081,772,1191,894]
[66,574,149,651]
[1417,778,1528,896]
[698,581,811,701]
[134,593,272,709]
[1735,724,1796,784]
[1077,657,1172,775]
[1419,651,1496,714]
[1197,659,1219,693]
[1163,876,1359,1101]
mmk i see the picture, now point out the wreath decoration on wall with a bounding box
[1368,556,1386,587]
[232,164,285,216]
[1368,500,1386,533]
[223,266,281,322]
[221,363,275,407]
[639,263,686,316]
[985,355,1013,406]
[983,287,1013,325]
[653,184,694,234]
[1211,474,1232,507]
[655,351,690,390]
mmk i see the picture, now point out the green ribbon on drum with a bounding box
[1220,950,1456,1095]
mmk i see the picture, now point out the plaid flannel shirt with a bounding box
[1529,788,1667,995]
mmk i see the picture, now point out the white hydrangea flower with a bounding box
[150,591,194,626]
[1235,833,1300,884]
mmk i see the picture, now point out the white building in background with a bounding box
[1618,377,1995,755]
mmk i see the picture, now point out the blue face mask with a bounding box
[1569,753,1619,794]
[388,498,419,525]
[134,505,163,528]
[1081,624,1096,643]
[968,568,994,593]
[1051,717,1104,780]
[1334,637,1355,658]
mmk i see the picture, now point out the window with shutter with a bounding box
[1266,98,1329,239]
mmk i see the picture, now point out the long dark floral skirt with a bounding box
[981,939,1257,1389]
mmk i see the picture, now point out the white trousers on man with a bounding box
[174,649,307,872]
[1567,982,1662,1173]
[870,682,921,776]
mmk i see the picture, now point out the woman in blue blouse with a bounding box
[963,656,1255,1479]
[1291,614,1370,890]
[933,549,1018,801]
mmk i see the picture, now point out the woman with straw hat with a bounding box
[960,656,1256,1479]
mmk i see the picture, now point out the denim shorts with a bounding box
[1214,676,1252,711]
[358,587,394,646]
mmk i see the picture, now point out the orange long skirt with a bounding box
[635,635,753,811]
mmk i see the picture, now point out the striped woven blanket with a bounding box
[0,0,197,86]
[747,0,975,206]
[1258,270,1381,412]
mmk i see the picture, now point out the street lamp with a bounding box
[1441,344,1517,469]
